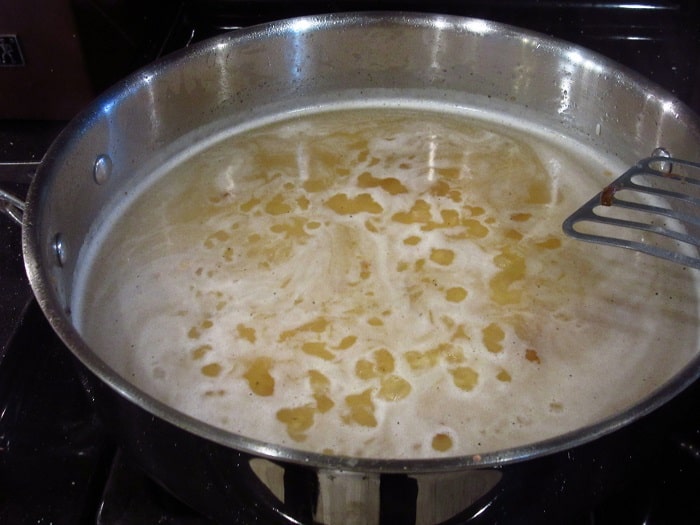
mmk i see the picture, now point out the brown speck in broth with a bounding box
[525,349,541,363]
[600,182,621,206]
[549,402,564,413]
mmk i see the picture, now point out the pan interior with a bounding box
[71,99,700,460]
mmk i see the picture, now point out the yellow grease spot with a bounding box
[422,209,460,231]
[465,205,485,216]
[445,287,468,303]
[302,178,330,193]
[403,235,421,246]
[309,370,334,413]
[241,197,260,212]
[355,359,376,380]
[270,217,310,239]
[279,317,330,342]
[201,362,222,377]
[236,324,256,343]
[335,335,357,350]
[436,167,460,179]
[430,248,455,266]
[527,180,551,204]
[496,369,512,382]
[450,366,479,391]
[187,320,212,339]
[535,237,562,249]
[243,357,275,396]
[441,343,465,364]
[357,171,408,195]
[265,194,293,215]
[203,230,230,249]
[451,219,489,239]
[276,406,315,442]
[483,323,505,353]
[191,344,212,360]
[360,260,371,280]
[391,199,432,224]
[452,325,470,341]
[429,179,451,197]
[367,317,384,326]
[325,193,383,215]
[404,347,441,370]
[489,248,526,305]
[404,343,460,370]
[432,433,453,452]
[510,212,532,222]
[374,349,394,374]
[356,348,395,379]
[343,389,377,427]
[378,375,412,401]
[301,341,335,361]
[505,229,524,241]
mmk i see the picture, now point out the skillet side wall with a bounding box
[84,357,699,524]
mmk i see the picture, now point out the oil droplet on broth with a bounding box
[343,389,378,428]
[450,366,479,391]
[432,433,454,452]
[445,286,468,303]
[243,357,275,396]
[277,406,315,442]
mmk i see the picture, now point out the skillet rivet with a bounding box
[93,154,112,185]
[53,233,66,267]
[650,147,672,174]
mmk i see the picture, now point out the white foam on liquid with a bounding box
[72,99,700,459]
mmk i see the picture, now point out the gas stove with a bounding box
[1,2,699,524]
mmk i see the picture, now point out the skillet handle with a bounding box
[0,158,41,226]
[0,187,25,225]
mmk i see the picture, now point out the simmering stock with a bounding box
[74,105,699,458]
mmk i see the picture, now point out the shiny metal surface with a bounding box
[0,187,24,225]
[564,155,700,269]
[17,12,700,524]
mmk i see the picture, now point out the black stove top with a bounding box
[1,2,700,524]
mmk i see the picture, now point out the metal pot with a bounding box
[5,12,700,524]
